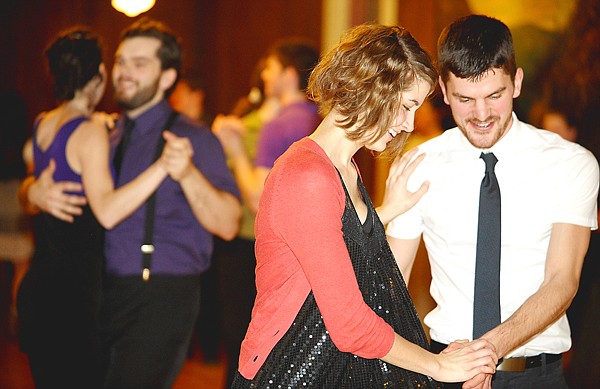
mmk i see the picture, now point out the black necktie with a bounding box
[113,116,135,180]
[473,152,501,339]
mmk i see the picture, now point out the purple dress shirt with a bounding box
[105,100,240,276]
[254,100,320,169]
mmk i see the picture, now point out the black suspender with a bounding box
[141,111,179,281]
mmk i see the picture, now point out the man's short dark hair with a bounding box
[437,14,516,83]
[268,38,320,91]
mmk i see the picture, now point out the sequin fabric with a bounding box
[232,174,442,388]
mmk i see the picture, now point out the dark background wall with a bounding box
[0,0,322,130]
[0,0,581,190]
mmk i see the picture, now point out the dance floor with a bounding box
[0,262,226,389]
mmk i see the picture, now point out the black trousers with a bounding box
[215,237,257,388]
[566,233,600,388]
[100,274,202,389]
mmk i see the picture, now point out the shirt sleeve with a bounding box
[269,158,395,358]
[190,126,241,200]
[254,117,293,169]
[555,148,599,229]
[386,201,424,239]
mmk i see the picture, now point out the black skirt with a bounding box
[17,205,105,387]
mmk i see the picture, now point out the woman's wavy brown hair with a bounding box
[308,23,437,160]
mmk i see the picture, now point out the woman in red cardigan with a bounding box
[232,23,498,388]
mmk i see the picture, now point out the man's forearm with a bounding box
[482,224,589,357]
[482,276,577,358]
[229,151,266,214]
[18,175,40,215]
[179,165,241,240]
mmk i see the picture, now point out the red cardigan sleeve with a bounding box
[267,143,395,358]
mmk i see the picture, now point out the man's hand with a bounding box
[91,111,118,129]
[28,160,86,223]
[462,372,492,389]
[442,340,495,389]
[162,131,195,182]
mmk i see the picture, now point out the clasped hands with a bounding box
[160,130,195,182]
[440,338,498,389]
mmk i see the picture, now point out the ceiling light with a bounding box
[112,0,156,17]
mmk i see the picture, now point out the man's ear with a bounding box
[160,68,178,92]
[99,63,107,79]
[512,67,524,99]
[439,76,450,105]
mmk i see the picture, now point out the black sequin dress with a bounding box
[233,173,442,388]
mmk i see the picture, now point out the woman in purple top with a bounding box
[16,28,167,389]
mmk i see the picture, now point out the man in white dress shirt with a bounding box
[386,14,599,389]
